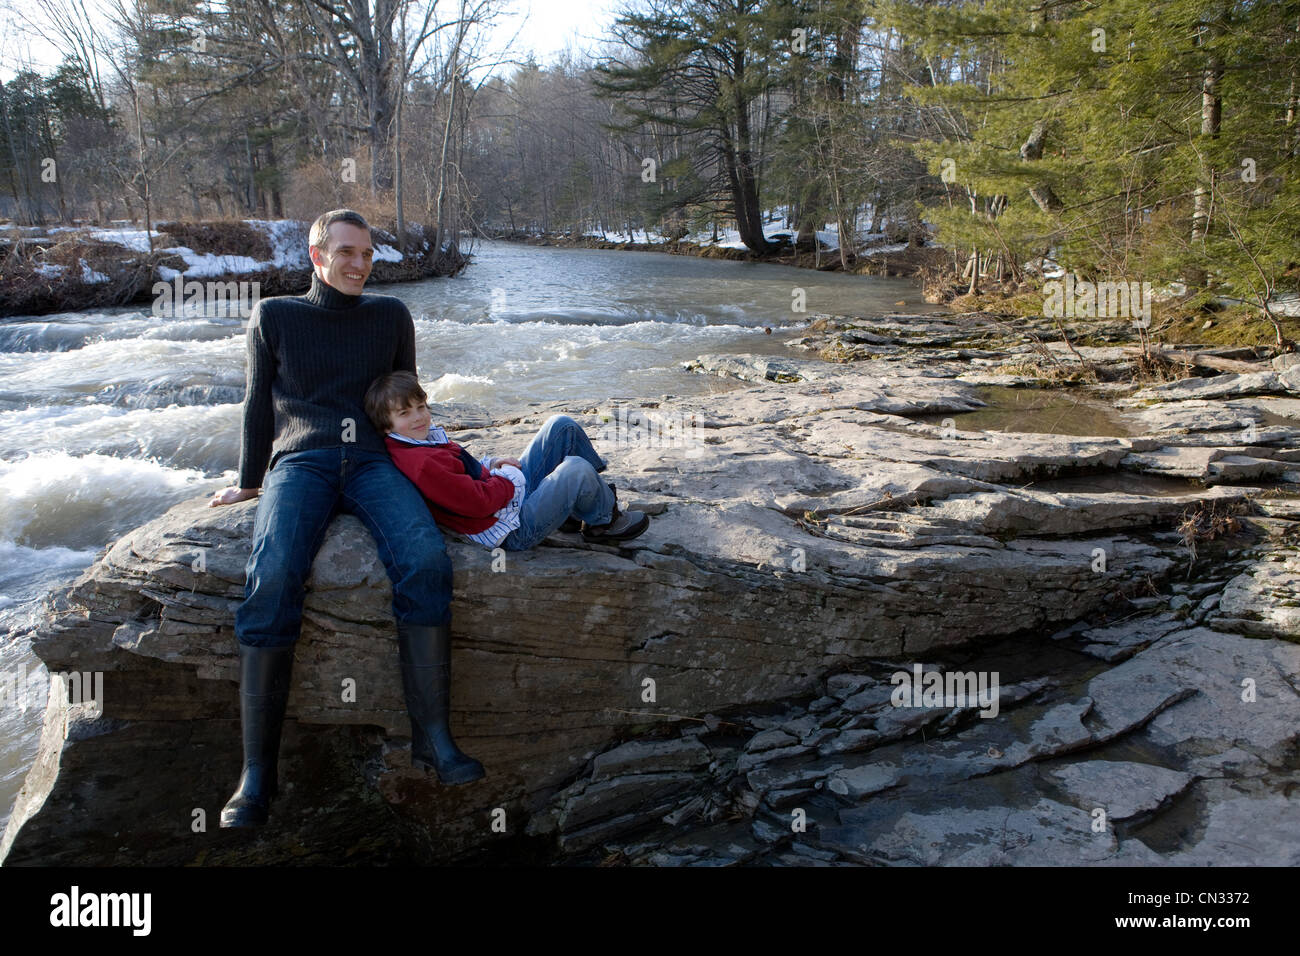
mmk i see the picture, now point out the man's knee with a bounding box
[389,528,453,625]
[236,564,307,647]
[389,523,452,586]
[244,560,304,605]
[408,542,452,583]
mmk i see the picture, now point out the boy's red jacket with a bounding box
[385,435,515,534]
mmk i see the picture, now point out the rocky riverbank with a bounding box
[3,310,1299,865]
[495,230,944,278]
[0,219,468,318]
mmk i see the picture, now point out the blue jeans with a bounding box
[502,415,613,551]
[237,446,453,647]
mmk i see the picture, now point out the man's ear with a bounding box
[308,244,324,267]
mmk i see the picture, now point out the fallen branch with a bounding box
[1120,346,1268,375]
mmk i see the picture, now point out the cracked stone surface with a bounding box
[5,311,1299,866]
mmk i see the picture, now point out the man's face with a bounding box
[310,222,373,295]
[389,399,431,441]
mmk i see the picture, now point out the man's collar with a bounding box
[304,272,363,309]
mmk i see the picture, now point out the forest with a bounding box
[1,0,1298,325]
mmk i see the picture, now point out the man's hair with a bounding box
[309,209,371,252]
[365,371,427,433]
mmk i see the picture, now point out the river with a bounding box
[0,238,936,832]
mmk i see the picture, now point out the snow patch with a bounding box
[79,259,109,283]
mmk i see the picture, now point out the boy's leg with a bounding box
[516,415,608,493]
[340,451,453,625]
[504,456,612,551]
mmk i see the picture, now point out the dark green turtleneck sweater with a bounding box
[237,273,416,489]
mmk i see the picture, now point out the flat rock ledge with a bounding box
[4,324,1299,865]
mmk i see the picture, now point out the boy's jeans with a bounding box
[503,415,614,551]
[237,446,453,646]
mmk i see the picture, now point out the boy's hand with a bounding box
[489,457,522,470]
[209,487,260,507]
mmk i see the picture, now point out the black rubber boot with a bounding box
[219,643,294,828]
[398,623,485,785]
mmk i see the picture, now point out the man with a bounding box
[209,209,483,829]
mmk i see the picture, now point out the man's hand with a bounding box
[209,487,260,508]
[489,457,522,471]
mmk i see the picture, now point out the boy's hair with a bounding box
[365,371,427,433]
[309,209,370,252]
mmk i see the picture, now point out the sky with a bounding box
[507,0,623,61]
[0,0,626,83]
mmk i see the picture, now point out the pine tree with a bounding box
[879,0,1300,336]
[595,0,788,253]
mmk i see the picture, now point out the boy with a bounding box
[364,371,649,550]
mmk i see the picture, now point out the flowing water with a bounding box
[0,239,937,831]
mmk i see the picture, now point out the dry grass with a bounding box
[948,287,1046,317]
[985,359,1099,384]
[157,220,275,260]
[925,256,1300,353]
[1157,307,1300,349]
[1177,498,1249,565]
[0,233,157,315]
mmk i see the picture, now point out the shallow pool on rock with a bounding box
[913,385,1134,438]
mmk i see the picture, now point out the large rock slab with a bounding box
[1212,548,1300,640]
[4,345,1291,866]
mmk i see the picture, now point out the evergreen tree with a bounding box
[879,0,1300,336]
[595,0,788,253]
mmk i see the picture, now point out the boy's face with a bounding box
[388,399,432,440]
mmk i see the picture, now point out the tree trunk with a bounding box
[728,46,777,255]
[395,5,407,254]
[243,133,256,214]
[0,84,35,225]
[1020,120,1063,213]
[1188,41,1223,291]
[134,87,153,252]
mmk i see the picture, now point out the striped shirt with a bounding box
[387,425,526,549]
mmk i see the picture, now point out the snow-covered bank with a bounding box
[0,219,465,318]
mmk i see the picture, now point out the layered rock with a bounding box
[567,615,1300,866]
[5,313,1298,865]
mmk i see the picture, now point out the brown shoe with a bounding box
[582,484,649,542]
